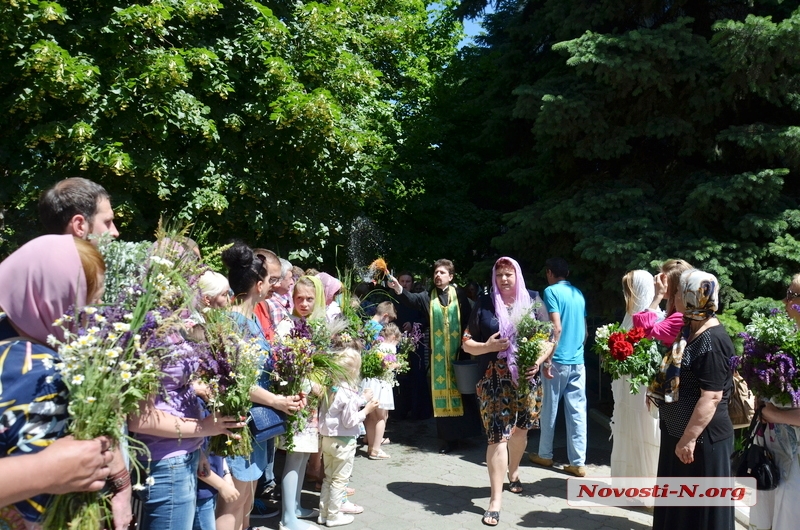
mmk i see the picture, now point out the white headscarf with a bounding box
[622,270,655,330]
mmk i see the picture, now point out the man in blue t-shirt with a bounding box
[529,258,588,477]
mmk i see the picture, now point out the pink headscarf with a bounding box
[0,235,87,343]
[317,272,342,306]
[493,257,532,381]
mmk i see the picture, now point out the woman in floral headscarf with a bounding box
[653,270,735,530]
[462,257,549,527]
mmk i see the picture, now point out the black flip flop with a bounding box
[482,510,500,527]
[508,473,523,494]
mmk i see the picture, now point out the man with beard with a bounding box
[389,259,482,453]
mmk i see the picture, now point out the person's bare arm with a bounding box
[675,389,723,464]
[762,402,800,426]
[127,399,245,438]
[462,332,509,356]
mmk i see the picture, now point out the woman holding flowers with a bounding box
[0,235,130,529]
[128,244,248,530]
[746,274,800,530]
[216,243,304,530]
[608,271,661,496]
[274,275,328,530]
[462,257,550,528]
[652,270,735,530]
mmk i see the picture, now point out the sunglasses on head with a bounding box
[787,289,800,300]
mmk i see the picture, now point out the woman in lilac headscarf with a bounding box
[0,235,131,530]
[462,257,549,527]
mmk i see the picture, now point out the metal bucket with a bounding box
[452,359,481,395]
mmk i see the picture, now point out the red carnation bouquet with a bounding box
[594,324,661,394]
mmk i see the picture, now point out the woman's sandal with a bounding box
[368,449,391,460]
[482,510,500,527]
[507,473,523,494]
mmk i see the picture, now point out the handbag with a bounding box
[249,404,286,442]
[729,370,755,428]
[731,407,780,490]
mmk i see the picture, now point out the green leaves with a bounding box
[1,0,460,261]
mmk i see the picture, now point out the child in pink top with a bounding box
[318,349,379,527]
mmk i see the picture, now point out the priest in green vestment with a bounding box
[390,259,483,453]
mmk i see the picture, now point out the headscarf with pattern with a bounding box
[681,269,719,322]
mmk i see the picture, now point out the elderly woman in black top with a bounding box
[462,257,549,527]
[652,269,735,530]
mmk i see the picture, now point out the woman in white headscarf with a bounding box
[609,271,661,502]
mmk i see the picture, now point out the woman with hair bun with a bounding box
[216,242,305,530]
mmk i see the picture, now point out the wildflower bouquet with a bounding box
[514,311,554,394]
[270,320,317,451]
[199,310,264,456]
[593,324,662,394]
[395,323,423,375]
[361,341,405,386]
[43,302,162,530]
[734,309,800,407]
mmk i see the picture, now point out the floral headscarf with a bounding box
[681,269,718,321]
[648,269,719,403]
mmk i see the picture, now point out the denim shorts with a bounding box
[138,449,200,530]
[227,437,271,482]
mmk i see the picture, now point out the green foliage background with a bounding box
[4,0,800,322]
[0,0,461,265]
[393,0,800,321]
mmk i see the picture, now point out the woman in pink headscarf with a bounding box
[0,235,131,530]
[462,257,549,527]
[317,272,343,321]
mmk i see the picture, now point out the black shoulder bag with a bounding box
[731,406,780,491]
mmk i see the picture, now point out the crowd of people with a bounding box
[0,176,798,530]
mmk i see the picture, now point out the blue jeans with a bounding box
[538,362,587,466]
[192,496,216,530]
[139,450,200,530]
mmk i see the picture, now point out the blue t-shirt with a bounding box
[543,281,586,365]
[0,317,69,522]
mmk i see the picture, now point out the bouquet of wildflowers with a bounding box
[395,323,422,374]
[734,309,800,407]
[593,324,662,394]
[514,311,554,394]
[43,299,162,529]
[361,341,404,385]
[270,320,317,451]
[199,310,264,456]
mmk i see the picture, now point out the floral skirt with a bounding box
[476,360,542,444]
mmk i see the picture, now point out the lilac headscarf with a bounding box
[317,272,342,306]
[494,257,532,381]
[0,235,87,343]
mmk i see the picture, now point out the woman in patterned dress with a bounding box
[462,257,549,527]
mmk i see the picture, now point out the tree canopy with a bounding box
[0,0,461,264]
[405,0,800,317]
[4,0,800,318]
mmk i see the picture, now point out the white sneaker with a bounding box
[326,513,354,527]
[317,516,327,525]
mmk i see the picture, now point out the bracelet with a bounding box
[222,469,231,477]
[175,418,182,444]
[107,469,131,493]
[542,362,552,368]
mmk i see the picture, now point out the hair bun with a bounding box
[221,241,254,271]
